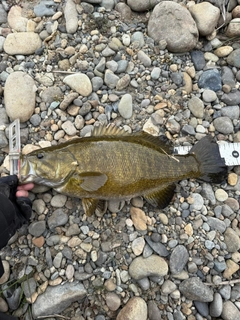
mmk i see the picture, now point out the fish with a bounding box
[19,125,227,216]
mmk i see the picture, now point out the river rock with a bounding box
[116,297,147,320]
[213,117,233,134]
[4,32,42,55]
[225,18,240,37]
[64,0,78,34]
[129,255,168,280]
[32,282,87,318]
[7,5,28,32]
[147,1,198,53]
[63,73,92,96]
[189,2,220,36]
[221,301,240,320]
[127,0,161,12]
[179,277,214,302]
[118,93,133,119]
[4,71,36,122]
[224,228,240,253]
[226,48,240,68]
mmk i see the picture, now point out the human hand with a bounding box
[16,183,34,198]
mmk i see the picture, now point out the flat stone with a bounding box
[32,282,87,318]
[4,32,42,55]
[130,207,147,231]
[129,255,168,280]
[224,228,240,252]
[170,245,189,274]
[179,277,213,302]
[4,71,36,122]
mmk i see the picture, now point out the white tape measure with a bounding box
[174,142,240,167]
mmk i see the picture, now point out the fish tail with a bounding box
[190,136,227,183]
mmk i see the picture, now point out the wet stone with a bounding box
[145,236,169,257]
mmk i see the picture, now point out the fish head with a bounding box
[19,148,77,187]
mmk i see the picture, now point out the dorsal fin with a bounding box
[91,124,129,137]
[91,124,173,154]
[132,131,173,154]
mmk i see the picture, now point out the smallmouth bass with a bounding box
[19,125,227,216]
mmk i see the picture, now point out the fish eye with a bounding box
[37,153,44,159]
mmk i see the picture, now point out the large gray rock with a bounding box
[179,277,214,302]
[4,71,36,122]
[32,282,87,318]
[147,1,198,53]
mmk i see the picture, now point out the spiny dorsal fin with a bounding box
[91,124,129,137]
[132,131,173,154]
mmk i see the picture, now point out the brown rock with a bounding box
[32,236,45,248]
[116,297,147,320]
[130,207,147,230]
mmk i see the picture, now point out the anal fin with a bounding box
[82,198,99,216]
[144,184,176,209]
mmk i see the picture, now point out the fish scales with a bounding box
[65,139,198,198]
[19,125,227,216]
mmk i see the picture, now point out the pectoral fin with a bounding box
[144,184,176,209]
[79,172,108,192]
[82,198,107,216]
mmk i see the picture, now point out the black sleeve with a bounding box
[0,311,18,320]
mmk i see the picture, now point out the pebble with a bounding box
[0,261,10,284]
[214,117,233,135]
[224,228,240,252]
[129,255,168,280]
[4,71,36,122]
[215,189,228,202]
[170,245,189,275]
[105,292,121,311]
[118,93,133,119]
[221,301,240,320]
[50,194,67,207]
[131,237,145,256]
[64,0,78,34]
[4,32,42,55]
[130,207,147,231]
[116,297,147,320]
[210,293,223,318]
[28,221,46,237]
[179,277,213,302]
[63,74,92,96]
[198,69,222,91]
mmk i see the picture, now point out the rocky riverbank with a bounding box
[1,0,240,319]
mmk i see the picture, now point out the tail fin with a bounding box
[190,136,227,183]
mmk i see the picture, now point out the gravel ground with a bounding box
[0,0,240,319]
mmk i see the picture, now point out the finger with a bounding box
[16,190,29,197]
[17,183,34,191]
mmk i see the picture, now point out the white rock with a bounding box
[4,32,42,55]
[118,93,133,119]
[63,74,92,96]
[4,71,37,122]
[64,0,78,34]
[7,5,28,32]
